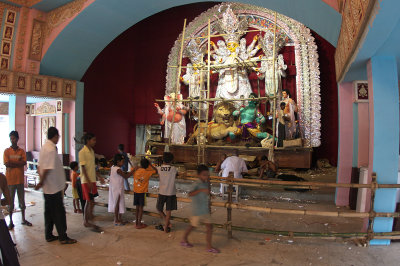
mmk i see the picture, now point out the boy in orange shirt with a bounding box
[133,158,156,229]
[69,162,82,213]
[3,130,31,230]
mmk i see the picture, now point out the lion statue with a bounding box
[186,101,237,144]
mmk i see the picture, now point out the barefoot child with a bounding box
[155,152,177,233]
[181,165,220,253]
[133,158,156,229]
[70,162,82,213]
[108,154,134,225]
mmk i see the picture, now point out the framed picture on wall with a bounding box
[3,26,13,40]
[30,104,35,115]
[5,10,16,25]
[25,104,30,115]
[354,81,369,102]
[0,57,9,70]
[56,100,62,113]
[30,75,47,96]
[1,41,11,56]
[13,72,30,93]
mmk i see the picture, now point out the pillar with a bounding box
[75,82,84,159]
[8,95,26,149]
[367,56,399,245]
[357,102,369,167]
[336,82,354,206]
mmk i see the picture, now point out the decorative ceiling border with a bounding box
[0,69,77,99]
[334,0,377,82]
[165,2,321,147]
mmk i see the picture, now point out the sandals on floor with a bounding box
[60,237,77,244]
[180,241,193,248]
[155,225,164,231]
[8,223,14,230]
[206,248,220,254]
[46,235,59,242]
[114,223,125,226]
[90,225,103,233]
[21,220,32,226]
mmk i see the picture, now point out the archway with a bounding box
[40,0,341,81]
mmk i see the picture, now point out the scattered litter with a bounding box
[264,238,271,242]
[288,240,293,243]
[26,201,36,207]
[348,247,352,250]
[324,223,329,226]
[117,261,122,265]
[101,231,104,234]
[91,242,94,246]
[318,257,323,260]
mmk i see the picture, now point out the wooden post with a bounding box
[227,172,234,239]
[367,173,377,245]
[168,19,187,146]
[270,12,278,162]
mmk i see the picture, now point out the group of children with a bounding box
[69,151,220,253]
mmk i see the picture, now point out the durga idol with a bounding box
[213,5,259,108]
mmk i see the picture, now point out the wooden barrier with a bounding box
[25,162,400,244]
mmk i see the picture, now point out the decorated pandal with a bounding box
[152,4,321,168]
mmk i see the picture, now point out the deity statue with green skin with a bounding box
[229,93,274,141]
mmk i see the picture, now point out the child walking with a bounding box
[108,154,134,225]
[181,165,220,253]
[70,162,82,213]
[155,152,177,233]
[133,158,156,229]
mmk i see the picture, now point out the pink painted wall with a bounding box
[357,102,369,167]
[31,100,58,151]
[336,82,354,206]
[322,0,340,11]
[62,100,76,161]
[29,100,76,161]
[15,96,26,150]
[41,0,95,59]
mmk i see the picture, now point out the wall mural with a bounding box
[41,116,56,146]
[29,19,45,61]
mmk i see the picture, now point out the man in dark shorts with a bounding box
[155,152,177,233]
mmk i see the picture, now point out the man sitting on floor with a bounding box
[258,155,278,179]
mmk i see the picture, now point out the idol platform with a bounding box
[149,141,312,169]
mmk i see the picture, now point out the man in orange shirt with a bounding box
[3,131,31,230]
[133,158,156,229]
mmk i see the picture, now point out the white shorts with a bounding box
[190,214,212,227]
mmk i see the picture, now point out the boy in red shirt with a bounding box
[133,158,156,229]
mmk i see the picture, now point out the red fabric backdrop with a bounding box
[81,3,338,166]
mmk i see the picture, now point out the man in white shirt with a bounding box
[35,127,77,244]
[215,151,248,194]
